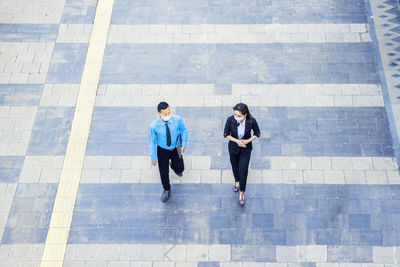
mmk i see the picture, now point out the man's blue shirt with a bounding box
[148,115,188,161]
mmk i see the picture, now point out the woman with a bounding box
[223,103,261,206]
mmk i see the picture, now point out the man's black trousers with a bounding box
[157,146,184,191]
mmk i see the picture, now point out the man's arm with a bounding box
[179,118,188,153]
[148,126,158,164]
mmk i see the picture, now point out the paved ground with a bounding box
[1,0,400,266]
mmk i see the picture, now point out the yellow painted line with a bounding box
[39,0,115,266]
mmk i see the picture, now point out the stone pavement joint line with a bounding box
[39,0,115,266]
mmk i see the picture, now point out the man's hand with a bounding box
[181,146,185,154]
[151,160,157,166]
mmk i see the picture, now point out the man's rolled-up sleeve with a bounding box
[148,126,158,161]
[179,118,188,147]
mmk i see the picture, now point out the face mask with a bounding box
[161,115,171,121]
[234,115,245,122]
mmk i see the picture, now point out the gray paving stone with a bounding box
[0,245,11,261]
[64,245,77,261]
[219,263,241,267]
[387,171,400,184]
[311,157,332,170]
[129,261,152,267]
[100,169,121,183]
[96,245,121,260]
[108,261,130,267]
[0,73,10,83]
[120,245,143,261]
[39,168,61,183]
[175,262,197,267]
[85,261,108,267]
[9,245,33,261]
[1,132,23,144]
[352,158,374,171]
[0,42,53,84]
[74,245,99,260]
[18,168,41,183]
[112,156,134,169]
[372,158,397,170]
[344,170,367,184]
[29,244,44,262]
[84,156,113,169]
[395,247,400,263]
[120,170,141,183]
[6,143,28,155]
[27,74,46,84]
[209,245,230,261]
[17,262,40,267]
[142,245,164,261]
[303,170,324,184]
[331,158,353,170]
[63,261,86,267]
[80,169,101,183]
[152,262,174,267]
[276,246,305,262]
[365,171,388,184]
[57,24,92,43]
[186,245,209,261]
[372,247,395,263]
[19,156,64,183]
[165,245,186,261]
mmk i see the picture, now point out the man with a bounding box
[149,102,188,202]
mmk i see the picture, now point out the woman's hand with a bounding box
[241,139,251,145]
[237,139,247,147]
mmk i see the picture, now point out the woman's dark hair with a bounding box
[157,102,169,112]
[233,103,252,119]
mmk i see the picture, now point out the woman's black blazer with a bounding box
[223,115,261,154]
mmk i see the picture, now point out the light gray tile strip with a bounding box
[80,156,400,184]
[107,24,371,43]
[0,42,54,84]
[61,244,400,264]
[0,106,37,156]
[0,0,65,23]
[93,84,383,107]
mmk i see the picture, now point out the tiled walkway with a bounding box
[1,0,400,266]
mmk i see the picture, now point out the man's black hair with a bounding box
[157,102,169,112]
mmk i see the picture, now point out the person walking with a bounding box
[223,103,261,206]
[149,102,188,202]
